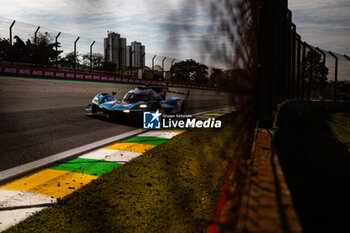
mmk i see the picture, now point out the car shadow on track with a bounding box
[86,114,143,128]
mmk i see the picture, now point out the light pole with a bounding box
[90,41,95,73]
[74,37,80,71]
[55,32,61,70]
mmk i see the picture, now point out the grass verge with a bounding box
[6,112,248,233]
[275,112,350,233]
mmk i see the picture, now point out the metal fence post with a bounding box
[34,26,40,66]
[141,53,145,77]
[118,47,123,75]
[285,10,292,99]
[152,55,156,75]
[344,55,350,61]
[328,51,338,101]
[55,32,61,70]
[90,41,95,73]
[9,20,15,46]
[305,43,314,100]
[162,57,166,81]
[301,42,306,100]
[291,23,296,99]
[130,50,135,76]
[316,47,326,100]
[9,20,16,64]
[74,37,80,71]
[34,26,40,45]
[296,34,301,100]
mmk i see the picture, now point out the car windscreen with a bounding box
[123,92,149,103]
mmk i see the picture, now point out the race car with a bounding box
[86,86,189,120]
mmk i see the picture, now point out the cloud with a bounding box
[289,0,350,54]
[1,0,348,69]
[0,0,216,65]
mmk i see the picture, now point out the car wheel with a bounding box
[179,101,186,114]
[92,104,99,114]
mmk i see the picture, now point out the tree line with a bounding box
[0,33,336,91]
[0,33,115,71]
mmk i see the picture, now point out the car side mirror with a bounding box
[112,92,117,96]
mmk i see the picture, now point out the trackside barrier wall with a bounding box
[0,64,223,91]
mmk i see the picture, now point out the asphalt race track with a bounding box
[0,77,232,172]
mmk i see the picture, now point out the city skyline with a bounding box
[104,32,145,69]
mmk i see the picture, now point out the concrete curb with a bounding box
[240,129,302,233]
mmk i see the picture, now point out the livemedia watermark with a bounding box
[143,110,222,129]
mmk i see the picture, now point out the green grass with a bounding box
[327,113,350,151]
[6,112,247,233]
[275,112,350,233]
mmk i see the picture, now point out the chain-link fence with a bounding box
[0,17,221,88]
[256,1,350,125]
[289,39,350,101]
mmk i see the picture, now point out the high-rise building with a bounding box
[126,41,145,68]
[104,32,127,69]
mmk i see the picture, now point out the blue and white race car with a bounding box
[86,86,189,120]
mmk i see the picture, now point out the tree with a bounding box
[102,61,117,72]
[0,33,61,66]
[9,36,28,63]
[304,50,329,98]
[82,53,104,70]
[170,59,208,84]
[59,51,80,68]
[305,50,329,82]
[210,68,228,87]
[0,38,11,61]
[30,32,62,65]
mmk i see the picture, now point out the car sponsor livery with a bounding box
[86,86,189,122]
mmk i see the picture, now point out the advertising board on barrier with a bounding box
[0,64,223,91]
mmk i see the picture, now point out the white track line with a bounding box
[0,106,235,184]
[0,106,235,231]
[0,129,146,183]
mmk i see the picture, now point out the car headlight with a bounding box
[139,104,148,108]
[92,96,99,105]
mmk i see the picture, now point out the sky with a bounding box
[288,0,350,54]
[0,0,349,69]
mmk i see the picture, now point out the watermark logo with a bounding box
[143,110,162,129]
[143,111,222,129]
